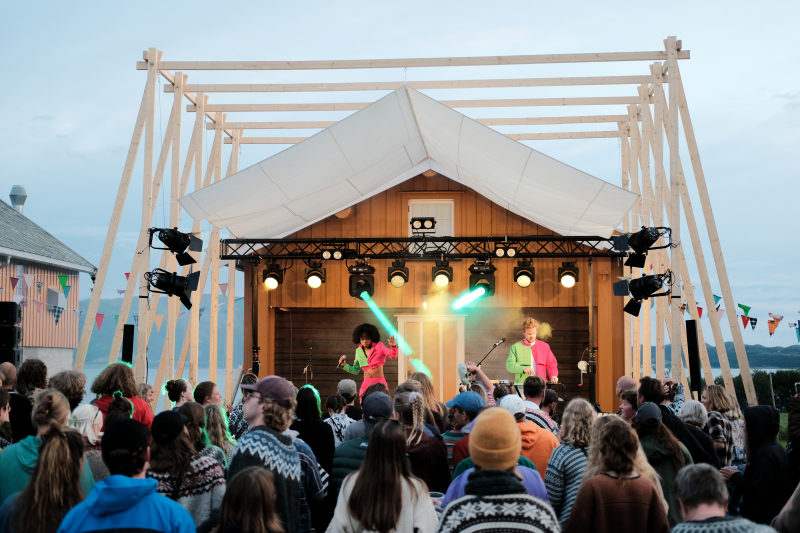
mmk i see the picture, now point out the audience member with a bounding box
[619,389,638,424]
[91,363,153,429]
[437,408,560,533]
[290,385,335,475]
[541,389,560,431]
[16,359,47,403]
[71,404,110,482]
[462,361,495,404]
[722,405,792,525]
[137,383,154,404]
[0,426,86,533]
[445,391,485,471]
[341,382,388,442]
[329,419,438,533]
[165,379,194,411]
[196,467,283,533]
[227,373,257,439]
[329,391,393,503]
[1,362,35,442]
[293,436,328,533]
[616,375,638,397]
[0,390,94,503]
[702,385,734,467]
[0,388,12,448]
[48,371,86,411]
[545,398,594,527]
[194,381,223,406]
[672,464,775,533]
[523,376,558,435]
[410,372,447,432]
[498,394,560,479]
[492,382,513,404]
[336,379,362,422]
[681,400,722,469]
[564,417,669,533]
[147,411,226,526]
[786,393,800,492]
[228,376,302,533]
[178,402,228,471]
[102,392,133,428]
[393,382,451,493]
[324,394,353,446]
[662,378,684,417]
[451,453,537,480]
[772,481,800,533]
[725,393,748,474]
[634,402,694,528]
[55,418,195,533]
[204,403,236,464]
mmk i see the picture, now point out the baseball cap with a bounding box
[635,402,663,426]
[362,391,393,437]
[498,394,525,416]
[337,379,357,398]
[241,376,294,408]
[151,411,188,445]
[102,418,150,463]
[446,391,485,413]
[542,389,560,407]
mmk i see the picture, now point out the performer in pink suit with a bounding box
[338,323,397,400]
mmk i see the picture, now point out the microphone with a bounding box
[494,338,506,347]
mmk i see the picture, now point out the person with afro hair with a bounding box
[338,323,397,400]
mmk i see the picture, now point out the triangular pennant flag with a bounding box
[796,327,800,343]
[114,314,119,324]
[741,315,750,329]
[789,322,798,328]
[651,300,655,309]
[768,319,777,336]
[713,294,722,308]
[72,310,79,317]
[58,275,68,291]
[199,307,205,319]
[117,289,125,295]
[697,307,704,319]
[10,277,18,290]
[23,274,34,290]
[769,313,784,321]
[179,311,186,316]
[125,273,130,280]
[0,288,4,294]
[680,303,687,315]
[95,314,104,330]
[12,293,23,304]
[34,300,42,312]
[36,281,43,294]
[751,317,758,330]
[219,283,228,297]
[717,308,726,322]
[219,302,226,308]
[154,314,164,332]
[737,303,751,317]
[53,306,63,324]
[133,315,138,327]
[63,286,71,299]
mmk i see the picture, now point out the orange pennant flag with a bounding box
[768,320,778,336]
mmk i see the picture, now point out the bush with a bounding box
[714,369,800,412]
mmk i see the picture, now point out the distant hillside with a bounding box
[656,342,800,369]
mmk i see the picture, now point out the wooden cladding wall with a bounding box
[0,260,80,348]
[264,173,595,310]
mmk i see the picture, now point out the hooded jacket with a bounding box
[93,395,154,430]
[730,405,792,525]
[517,420,559,480]
[0,436,95,503]
[639,432,694,528]
[405,427,451,494]
[56,475,195,533]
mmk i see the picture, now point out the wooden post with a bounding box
[189,93,205,386]
[639,84,652,378]
[628,106,642,379]
[651,63,667,380]
[208,113,225,383]
[225,129,240,406]
[619,122,632,377]
[667,37,682,382]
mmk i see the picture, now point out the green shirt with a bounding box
[343,346,369,375]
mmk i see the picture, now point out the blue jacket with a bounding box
[56,475,195,533]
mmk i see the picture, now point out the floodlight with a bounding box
[624,227,672,268]
[148,227,203,266]
[388,261,409,288]
[432,260,453,287]
[321,249,347,260]
[495,246,517,258]
[558,262,579,288]
[468,261,496,297]
[262,263,283,290]
[349,262,375,299]
[410,217,436,235]
[514,260,535,288]
[304,261,326,288]
[144,268,200,309]
[622,270,674,317]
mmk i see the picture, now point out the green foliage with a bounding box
[714,369,800,412]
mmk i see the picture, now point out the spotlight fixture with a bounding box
[262,263,283,290]
[144,268,200,309]
[514,259,535,288]
[320,249,348,260]
[388,261,409,288]
[432,260,453,287]
[148,227,203,266]
[410,217,436,235]
[348,262,375,300]
[304,261,326,289]
[621,270,674,317]
[558,262,579,288]
[494,246,517,258]
[623,227,672,268]
[468,261,496,297]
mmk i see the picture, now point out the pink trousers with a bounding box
[360,376,389,401]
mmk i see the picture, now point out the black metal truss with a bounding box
[220,236,625,261]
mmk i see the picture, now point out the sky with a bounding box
[0,1,798,348]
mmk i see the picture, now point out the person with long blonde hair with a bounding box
[544,398,594,527]
[409,371,446,432]
[204,403,236,464]
[701,384,735,467]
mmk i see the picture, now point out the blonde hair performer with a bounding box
[506,317,559,384]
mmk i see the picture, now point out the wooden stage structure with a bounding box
[73,37,758,411]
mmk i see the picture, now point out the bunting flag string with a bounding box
[751,317,758,330]
[199,308,205,319]
[0,288,3,294]
[57,275,68,292]
[219,283,228,297]
[124,273,130,280]
[114,315,119,325]
[716,308,725,322]
[796,327,800,343]
[741,315,750,329]
[769,314,783,329]
[738,304,751,317]
[95,314,105,330]
[72,310,80,317]
[713,294,722,308]
[154,314,164,332]
[10,277,18,291]
[768,319,777,336]
[34,300,42,313]
[179,311,186,316]
[789,322,798,329]
[63,286,71,299]
[133,315,138,327]
[219,302,226,308]
[117,290,125,295]
[12,294,23,304]
[23,274,34,290]
[680,303,687,315]
[36,281,43,294]
[697,307,704,319]
[53,307,64,324]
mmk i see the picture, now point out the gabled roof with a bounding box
[0,199,97,274]
[180,87,639,239]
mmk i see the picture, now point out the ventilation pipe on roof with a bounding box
[9,185,27,214]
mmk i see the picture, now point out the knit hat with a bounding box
[151,411,188,445]
[469,407,521,470]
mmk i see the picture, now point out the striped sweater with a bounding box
[147,454,226,526]
[442,429,465,476]
[544,443,589,527]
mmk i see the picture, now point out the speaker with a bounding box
[0,348,22,367]
[685,319,703,394]
[121,324,135,364]
[0,326,21,349]
[0,302,21,326]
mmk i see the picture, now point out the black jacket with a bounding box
[8,392,34,443]
[290,419,335,476]
[685,423,721,469]
[658,404,716,466]
[730,405,792,524]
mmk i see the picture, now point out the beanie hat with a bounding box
[469,407,521,470]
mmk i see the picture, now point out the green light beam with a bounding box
[360,291,415,355]
[453,287,486,309]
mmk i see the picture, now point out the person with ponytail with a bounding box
[165,379,193,411]
[393,381,450,493]
[0,390,95,503]
[0,426,86,533]
[90,363,153,429]
[409,372,447,433]
[179,402,228,473]
[204,403,236,464]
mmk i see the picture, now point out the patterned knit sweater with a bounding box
[544,443,588,527]
[228,402,250,440]
[671,516,776,533]
[228,425,302,533]
[147,454,226,526]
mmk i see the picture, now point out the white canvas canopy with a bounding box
[179,87,638,239]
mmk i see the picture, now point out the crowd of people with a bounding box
[0,356,799,533]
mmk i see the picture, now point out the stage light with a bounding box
[360,291,414,355]
[468,261,496,297]
[148,227,203,266]
[349,262,375,300]
[262,263,283,290]
[410,217,436,235]
[304,261,326,288]
[558,262,579,288]
[621,270,674,317]
[144,268,200,309]
[514,260,535,288]
[388,261,409,288]
[320,249,346,260]
[623,227,672,268]
[453,287,486,309]
[432,260,453,287]
[495,246,517,258]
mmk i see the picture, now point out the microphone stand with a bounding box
[303,340,313,385]
[476,341,503,369]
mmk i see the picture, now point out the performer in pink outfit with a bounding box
[338,323,398,399]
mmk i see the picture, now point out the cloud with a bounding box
[32,115,54,121]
